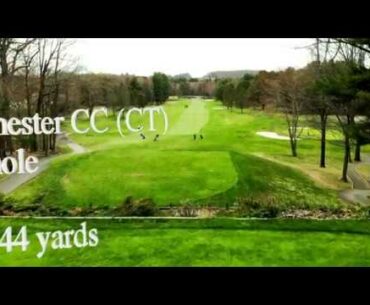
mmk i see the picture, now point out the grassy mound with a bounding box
[7,148,237,207]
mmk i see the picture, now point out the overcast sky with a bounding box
[70,39,315,77]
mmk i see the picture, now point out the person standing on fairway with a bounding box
[191,98,204,140]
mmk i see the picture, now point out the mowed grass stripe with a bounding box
[168,99,209,135]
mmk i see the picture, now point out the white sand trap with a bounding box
[256,131,291,140]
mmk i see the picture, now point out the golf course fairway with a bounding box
[3,99,349,208]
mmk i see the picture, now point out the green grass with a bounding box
[168,100,209,135]
[1,100,366,266]
[5,99,354,208]
[10,149,237,207]
[203,152,340,208]
[0,218,369,266]
[65,100,189,149]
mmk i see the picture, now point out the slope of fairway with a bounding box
[0,219,369,266]
[3,99,352,209]
[168,99,209,135]
[8,148,238,207]
[200,152,341,208]
[7,148,341,208]
[5,99,345,209]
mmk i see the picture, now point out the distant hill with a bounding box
[172,73,192,80]
[203,70,259,79]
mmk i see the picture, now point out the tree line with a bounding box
[0,39,177,160]
[214,39,370,182]
[0,38,218,164]
[2,38,370,183]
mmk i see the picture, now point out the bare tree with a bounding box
[306,39,333,168]
[34,39,74,155]
[277,68,307,157]
[21,42,39,117]
[0,38,34,158]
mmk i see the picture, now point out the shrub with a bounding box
[177,204,198,217]
[115,197,157,216]
[236,196,282,218]
[31,193,46,204]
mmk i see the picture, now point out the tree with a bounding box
[49,40,73,152]
[177,78,191,96]
[316,61,361,182]
[128,77,142,107]
[152,72,170,104]
[305,39,334,168]
[247,71,278,110]
[321,38,370,57]
[214,79,229,102]
[235,74,253,113]
[0,38,34,159]
[223,81,235,110]
[109,81,130,113]
[215,79,235,109]
[0,38,74,156]
[79,75,100,116]
[351,69,370,161]
[315,39,370,181]
[141,78,153,107]
[198,80,215,97]
[21,42,39,118]
[34,39,72,155]
[305,55,332,168]
[277,68,308,157]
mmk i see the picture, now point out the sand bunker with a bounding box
[256,131,291,140]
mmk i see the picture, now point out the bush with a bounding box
[31,193,46,204]
[177,204,198,217]
[236,196,282,218]
[115,197,157,216]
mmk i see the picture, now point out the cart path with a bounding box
[0,133,86,194]
[339,155,370,206]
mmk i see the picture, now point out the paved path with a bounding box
[339,155,370,206]
[0,133,86,194]
[59,132,86,154]
[347,162,369,189]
